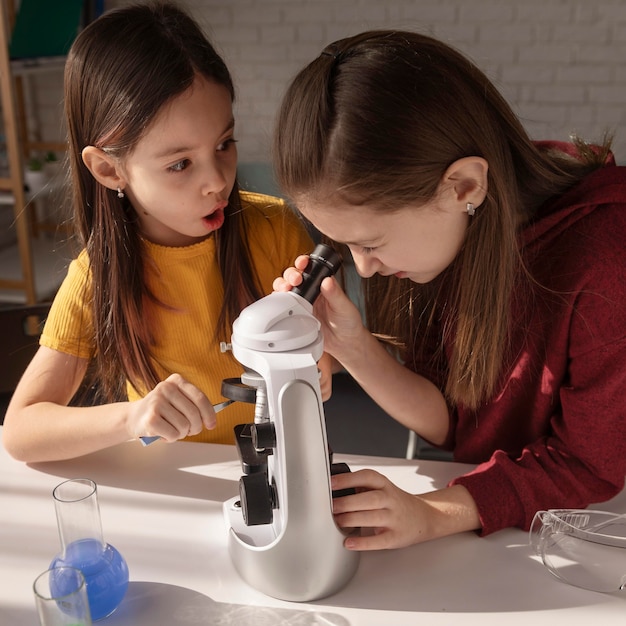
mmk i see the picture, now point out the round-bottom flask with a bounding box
[50,478,129,621]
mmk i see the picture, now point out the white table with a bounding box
[1,426,624,625]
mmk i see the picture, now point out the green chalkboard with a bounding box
[9,0,84,59]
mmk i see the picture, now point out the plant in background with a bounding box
[27,156,44,171]
[24,154,48,195]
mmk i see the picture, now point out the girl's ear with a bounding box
[443,156,488,208]
[81,146,126,191]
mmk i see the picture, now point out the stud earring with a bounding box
[466,202,475,216]
[117,187,125,199]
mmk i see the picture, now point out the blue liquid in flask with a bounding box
[51,538,129,621]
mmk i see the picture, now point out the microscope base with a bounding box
[224,496,360,602]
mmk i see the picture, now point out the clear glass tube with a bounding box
[33,566,92,625]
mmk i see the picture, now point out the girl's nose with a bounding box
[351,251,380,278]
[201,160,228,194]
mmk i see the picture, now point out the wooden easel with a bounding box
[0,0,36,303]
[0,0,71,304]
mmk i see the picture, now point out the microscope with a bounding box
[221,244,360,602]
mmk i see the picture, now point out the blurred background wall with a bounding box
[103,0,626,166]
[31,0,626,169]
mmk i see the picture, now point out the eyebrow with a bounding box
[153,117,235,159]
[341,237,379,247]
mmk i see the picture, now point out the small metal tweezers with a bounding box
[140,399,234,446]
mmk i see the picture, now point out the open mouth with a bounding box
[202,207,225,231]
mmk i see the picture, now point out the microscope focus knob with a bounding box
[251,422,276,450]
[239,472,276,526]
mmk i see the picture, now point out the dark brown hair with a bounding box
[274,30,611,410]
[64,1,263,401]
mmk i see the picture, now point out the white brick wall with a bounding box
[31,0,626,165]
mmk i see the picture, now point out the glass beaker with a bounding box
[33,566,92,626]
[49,478,129,621]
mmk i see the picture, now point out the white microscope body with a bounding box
[222,245,360,601]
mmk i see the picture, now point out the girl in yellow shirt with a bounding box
[3,2,313,462]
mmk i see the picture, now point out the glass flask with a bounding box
[49,478,129,621]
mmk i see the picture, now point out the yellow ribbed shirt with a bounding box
[40,191,313,444]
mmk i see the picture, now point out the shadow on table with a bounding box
[29,440,241,503]
[28,444,439,505]
[98,559,626,620]
[105,581,349,625]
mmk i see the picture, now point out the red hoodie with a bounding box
[421,146,626,535]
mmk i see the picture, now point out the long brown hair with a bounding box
[274,30,611,410]
[64,2,263,401]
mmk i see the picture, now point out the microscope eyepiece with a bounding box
[291,243,342,304]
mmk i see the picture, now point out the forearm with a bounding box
[3,400,133,463]
[337,327,450,445]
[418,485,482,541]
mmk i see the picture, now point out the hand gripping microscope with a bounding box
[221,244,360,601]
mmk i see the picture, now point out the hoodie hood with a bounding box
[521,141,626,251]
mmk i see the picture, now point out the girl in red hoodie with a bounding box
[273,30,626,548]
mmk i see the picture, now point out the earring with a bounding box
[117,187,125,199]
[466,202,475,216]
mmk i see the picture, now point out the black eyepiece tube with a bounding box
[291,243,342,304]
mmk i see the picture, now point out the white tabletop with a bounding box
[1,426,624,625]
